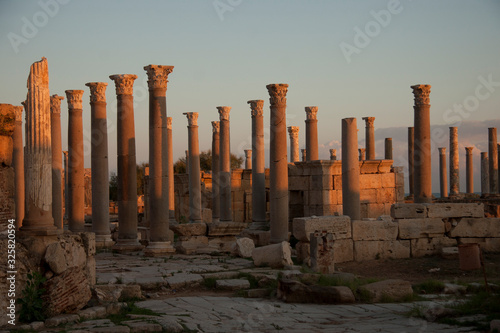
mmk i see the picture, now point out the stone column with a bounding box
[211,121,220,223]
[358,148,366,161]
[481,152,489,195]
[438,147,447,198]
[85,82,113,247]
[489,128,498,193]
[465,147,474,194]
[12,105,24,229]
[184,112,202,222]
[330,149,337,161]
[385,138,393,160]
[143,166,149,223]
[167,117,175,221]
[144,65,175,255]
[305,106,318,161]
[449,127,459,196]
[288,126,300,163]
[411,84,432,203]
[218,106,232,222]
[301,149,307,162]
[109,74,143,252]
[50,95,64,229]
[244,149,252,169]
[342,118,361,220]
[267,84,289,243]
[63,150,68,220]
[408,127,415,197]
[21,58,58,235]
[248,100,266,228]
[362,117,375,160]
[65,89,85,232]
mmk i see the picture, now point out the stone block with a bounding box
[333,239,354,263]
[208,222,247,236]
[93,284,142,303]
[376,188,395,204]
[295,241,310,265]
[360,160,381,174]
[293,215,351,242]
[230,237,255,258]
[86,256,96,286]
[354,240,410,261]
[333,175,342,190]
[277,279,355,304]
[215,279,251,290]
[80,232,96,256]
[360,174,381,189]
[310,175,333,189]
[360,279,413,302]
[166,273,203,289]
[45,314,80,327]
[426,203,484,218]
[175,236,208,254]
[252,241,293,268]
[391,203,427,219]
[457,237,500,253]
[450,218,500,238]
[360,189,378,202]
[310,232,335,274]
[398,218,446,239]
[208,236,236,252]
[352,219,398,241]
[381,173,396,188]
[170,223,207,237]
[289,176,309,191]
[410,237,457,257]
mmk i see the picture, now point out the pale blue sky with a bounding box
[1,0,499,192]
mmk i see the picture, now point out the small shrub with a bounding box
[17,271,47,323]
[203,277,217,289]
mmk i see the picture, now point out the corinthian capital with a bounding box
[411,84,431,106]
[217,106,231,121]
[305,106,318,120]
[288,126,299,138]
[266,84,288,106]
[50,95,64,114]
[143,65,174,90]
[167,117,172,130]
[65,90,84,109]
[362,116,375,127]
[13,106,23,122]
[109,74,137,95]
[212,121,220,133]
[247,100,264,117]
[85,82,108,103]
[183,112,199,126]
[465,147,474,154]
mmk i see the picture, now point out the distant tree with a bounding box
[174,149,244,173]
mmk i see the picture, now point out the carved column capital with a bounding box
[63,150,68,158]
[13,106,23,122]
[411,84,431,106]
[167,117,172,130]
[247,100,264,117]
[50,95,64,113]
[183,112,199,126]
[212,121,220,133]
[266,84,288,106]
[438,147,446,154]
[305,106,318,120]
[109,74,137,95]
[465,147,474,154]
[217,106,231,121]
[245,149,252,158]
[143,65,174,90]
[65,90,84,109]
[85,82,108,103]
[330,149,337,157]
[362,116,375,127]
[287,126,299,138]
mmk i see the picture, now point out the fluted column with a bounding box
[465,147,474,194]
[218,106,232,222]
[288,126,299,163]
[362,117,375,160]
[65,89,85,232]
[301,149,307,162]
[329,149,337,161]
[411,84,432,203]
[438,147,447,198]
[184,112,202,222]
[244,149,252,169]
[109,74,143,252]
[13,105,24,230]
[167,117,175,221]
[248,100,266,228]
[358,148,366,161]
[342,118,360,220]
[408,127,415,197]
[489,128,498,193]
[211,121,220,222]
[63,150,68,220]
[481,152,489,195]
[86,82,113,247]
[449,127,459,196]
[305,106,318,161]
[50,95,64,229]
[267,84,289,243]
[385,138,393,160]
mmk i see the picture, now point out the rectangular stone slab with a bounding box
[292,215,351,242]
[398,218,445,239]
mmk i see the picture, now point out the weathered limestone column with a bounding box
[144,65,175,255]
[481,152,489,195]
[408,127,415,197]
[50,95,64,229]
[248,100,266,228]
[301,149,307,162]
[330,149,337,161]
[305,106,318,161]
[267,84,289,243]
[167,117,175,221]
[438,147,448,198]
[342,118,361,220]
[449,127,460,196]
[465,147,474,194]
[211,121,220,222]
[85,82,113,247]
[362,117,375,160]
[143,166,149,223]
[63,150,68,220]
[65,90,85,232]
[489,128,498,193]
[184,112,202,222]
[385,138,393,160]
[12,105,24,229]
[358,148,366,161]
[411,84,432,203]
[288,126,300,163]
[218,106,232,222]
[21,58,58,235]
[109,74,143,252]
[244,149,252,169]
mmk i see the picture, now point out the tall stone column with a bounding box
[408,127,415,197]
[65,90,85,232]
[12,105,24,229]
[21,58,59,235]
[211,121,220,222]
[330,149,337,161]
[385,138,393,160]
[86,82,113,247]
[301,149,307,162]
[143,166,149,223]
[184,112,202,222]
[449,127,459,196]
[244,149,252,169]
[362,117,375,160]
[438,147,448,198]
[63,150,68,220]
[358,148,366,161]
[305,106,318,161]
[465,147,474,194]
[248,100,266,228]
[288,126,299,163]
[167,117,175,221]
[267,84,289,243]
[50,95,64,229]
[481,152,489,195]
[489,128,498,193]
[218,106,232,222]
[109,74,143,252]
[342,118,361,220]
[411,84,432,203]
[144,65,175,255]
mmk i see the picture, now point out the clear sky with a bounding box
[1,0,499,193]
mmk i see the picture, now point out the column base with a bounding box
[95,234,115,249]
[144,241,176,257]
[112,239,144,253]
[19,223,63,236]
[248,221,269,231]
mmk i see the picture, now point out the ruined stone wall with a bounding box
[0,105,15,233]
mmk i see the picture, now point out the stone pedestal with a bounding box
[288,126,299,163]
[362,117,375,160]
[218,106,232,222]
[408,127,414,197]
[212,121,220,222]
[50,95,64,229]
[167,117,175,221]
[438,147,448,198]
[358,148,366,161]
[489,128,498,193]
[305,106,318,161]
[465,147,474,194]
[481,152,489,195]
[385,138,393,160]
[184,112,202,223]
[13,105,24,229]
[244,149,252,169]
[267,84,289,243]
[301,149,307,162]
[449,127,459,196]
[330,149,337,161]
[342,118,360,220]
